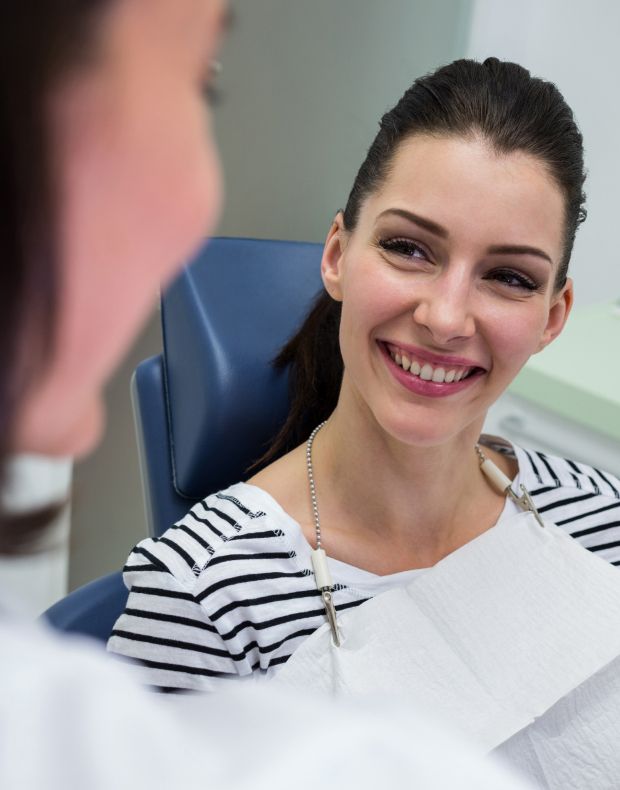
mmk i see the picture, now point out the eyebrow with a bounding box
[377,208,448,239]
[487,244,552,264]
[377,208,553,264]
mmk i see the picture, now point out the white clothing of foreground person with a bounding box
[0,614,532,789]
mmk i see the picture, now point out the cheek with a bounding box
[338,268,404,363]
[61,90,222,368]
[485,303,549,372]
[107,95,223,278]
[21,96,223,455]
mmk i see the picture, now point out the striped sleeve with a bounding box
[518,447,620,566]
[107,532,241,692]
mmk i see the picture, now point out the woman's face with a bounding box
[322,134,573,448]
[14,0,228,457]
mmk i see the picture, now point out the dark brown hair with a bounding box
[0,1,110,553]
[258,58,587,467]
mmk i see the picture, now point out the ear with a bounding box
[536,278,574,352]
[320,212,347,302]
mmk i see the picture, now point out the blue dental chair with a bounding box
[43,237,324,641]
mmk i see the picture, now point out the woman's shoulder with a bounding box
[514,444,619,501]
[496,438,620,563]
[481,434,620,499]
[482,435,620,559]
[124,481,293,587]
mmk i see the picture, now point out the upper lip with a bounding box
[380,340,487,371]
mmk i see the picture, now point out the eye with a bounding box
[487,268,540,292]
[378,237,430,261]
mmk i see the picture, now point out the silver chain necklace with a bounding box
[306,421,340,645]
[305,421,543,649]
[306,421,327,549]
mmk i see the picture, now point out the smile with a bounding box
[381,341,486,397]
[388,345,476,382]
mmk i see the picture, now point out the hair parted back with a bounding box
[0,0,110,552]
[257,57,587,468]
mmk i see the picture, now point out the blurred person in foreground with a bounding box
[0,0,530,788]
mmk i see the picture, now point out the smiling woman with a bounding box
[319,133,571,451]
[107,58,620,694]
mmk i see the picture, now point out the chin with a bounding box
[14,395,106,459]
[378,407,480,450]
[65,401,106,458]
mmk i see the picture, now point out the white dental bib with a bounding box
[275,512,620,789]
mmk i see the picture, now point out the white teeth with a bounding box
[389,346,475,384]
[420,363,433,381]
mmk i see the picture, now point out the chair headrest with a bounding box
[161,237,324,499]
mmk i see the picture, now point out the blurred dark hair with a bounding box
[257,58,587,467]
[0,1,110,553]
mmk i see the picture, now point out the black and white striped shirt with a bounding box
[107,438,620,691]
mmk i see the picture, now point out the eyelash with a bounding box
[378,237,540,292]
[488,269,539,291]
[379,237,429,260]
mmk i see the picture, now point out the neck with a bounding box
[311,395,506,569]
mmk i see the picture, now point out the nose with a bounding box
[411,269,476,345]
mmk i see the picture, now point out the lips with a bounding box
[380,341,486,397]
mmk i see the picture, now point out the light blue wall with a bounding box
[215,0,473,242]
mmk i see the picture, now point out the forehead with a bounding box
[365,134,565,261]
